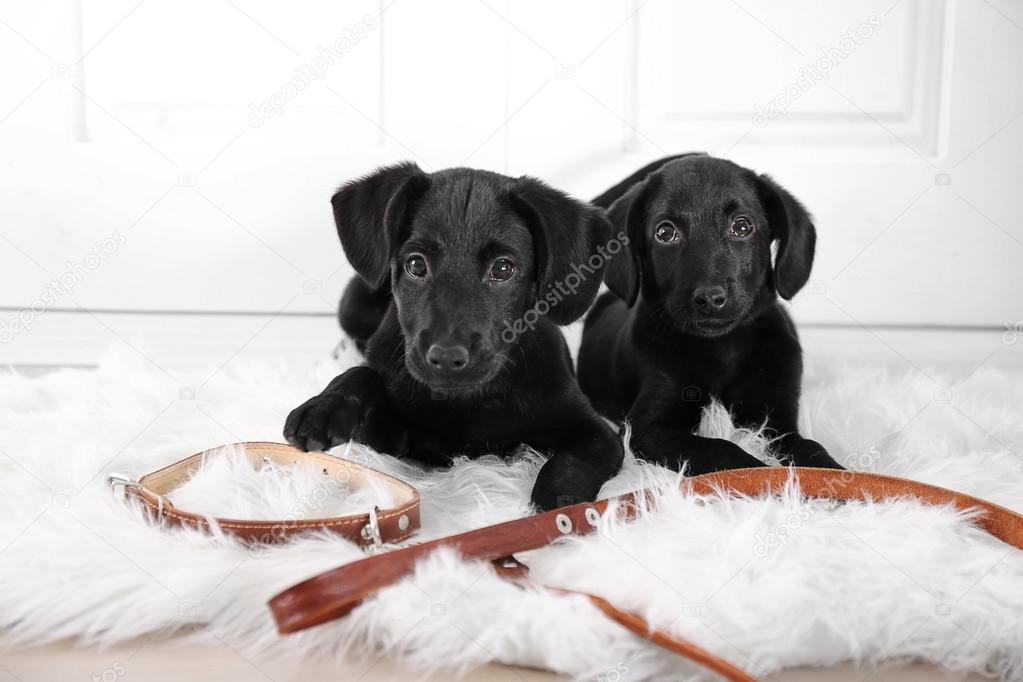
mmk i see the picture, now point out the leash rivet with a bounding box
[398,514,410,531]
[584,507,600,527]
[555,513,572,534]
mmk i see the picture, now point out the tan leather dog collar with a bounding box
[108,441,420,546]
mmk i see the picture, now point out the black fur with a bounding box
[286,162,623,510]
[579,154,843,473]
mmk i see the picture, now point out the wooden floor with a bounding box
[0,639,988,681]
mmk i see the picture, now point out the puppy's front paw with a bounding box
[778,436,844,469]
[283,390,362,452]
[530,468,600,512]
[530,484,583,513]
[283,366,393,452]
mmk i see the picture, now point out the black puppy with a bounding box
[578,154,843,473]
[285,162,624,510]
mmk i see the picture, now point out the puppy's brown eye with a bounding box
[654,221,679,244]
[489,257,516,282]
[404,254,428,279]
[729,217,755,239]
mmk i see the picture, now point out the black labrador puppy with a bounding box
[578,154,843,473]
[284,162,624,510]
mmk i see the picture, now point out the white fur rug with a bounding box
[2,341,1023,680]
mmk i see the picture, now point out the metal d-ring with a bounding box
[360,505,382,546]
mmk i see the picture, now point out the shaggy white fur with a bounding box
[2,341,1023,680]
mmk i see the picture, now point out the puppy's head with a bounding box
[333,162,609,394]
[604,155,815,337]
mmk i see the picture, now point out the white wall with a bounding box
[1,0,1022,365]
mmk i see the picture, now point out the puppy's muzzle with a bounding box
[426,343,469,372]
[409,331,501,392]
[692,285,728,314]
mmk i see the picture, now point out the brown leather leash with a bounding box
[109,444,1023,681]
[267,466,1023,681]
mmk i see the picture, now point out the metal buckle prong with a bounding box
[108,473,167,523]
[107,473,141,498]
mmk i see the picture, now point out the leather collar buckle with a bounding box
[107,473,141,497]
[360,505,382,547]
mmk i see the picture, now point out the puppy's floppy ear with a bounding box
[603,173,662,307]
[509,177,612,325]
[757,174,816,300]
[331,162,431,289]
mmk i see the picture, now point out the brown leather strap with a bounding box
[684,467,1023,548]
[583,592,757,682]
[109,442,420,546]
[268,467,1023,680]
[270,497,611,632]
[493,556,758,682]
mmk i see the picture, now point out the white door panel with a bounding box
[0,0,1020,338]
[624,0,1021,327]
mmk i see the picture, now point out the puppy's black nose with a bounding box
[426,343,470,371]
[693,286,728,313]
